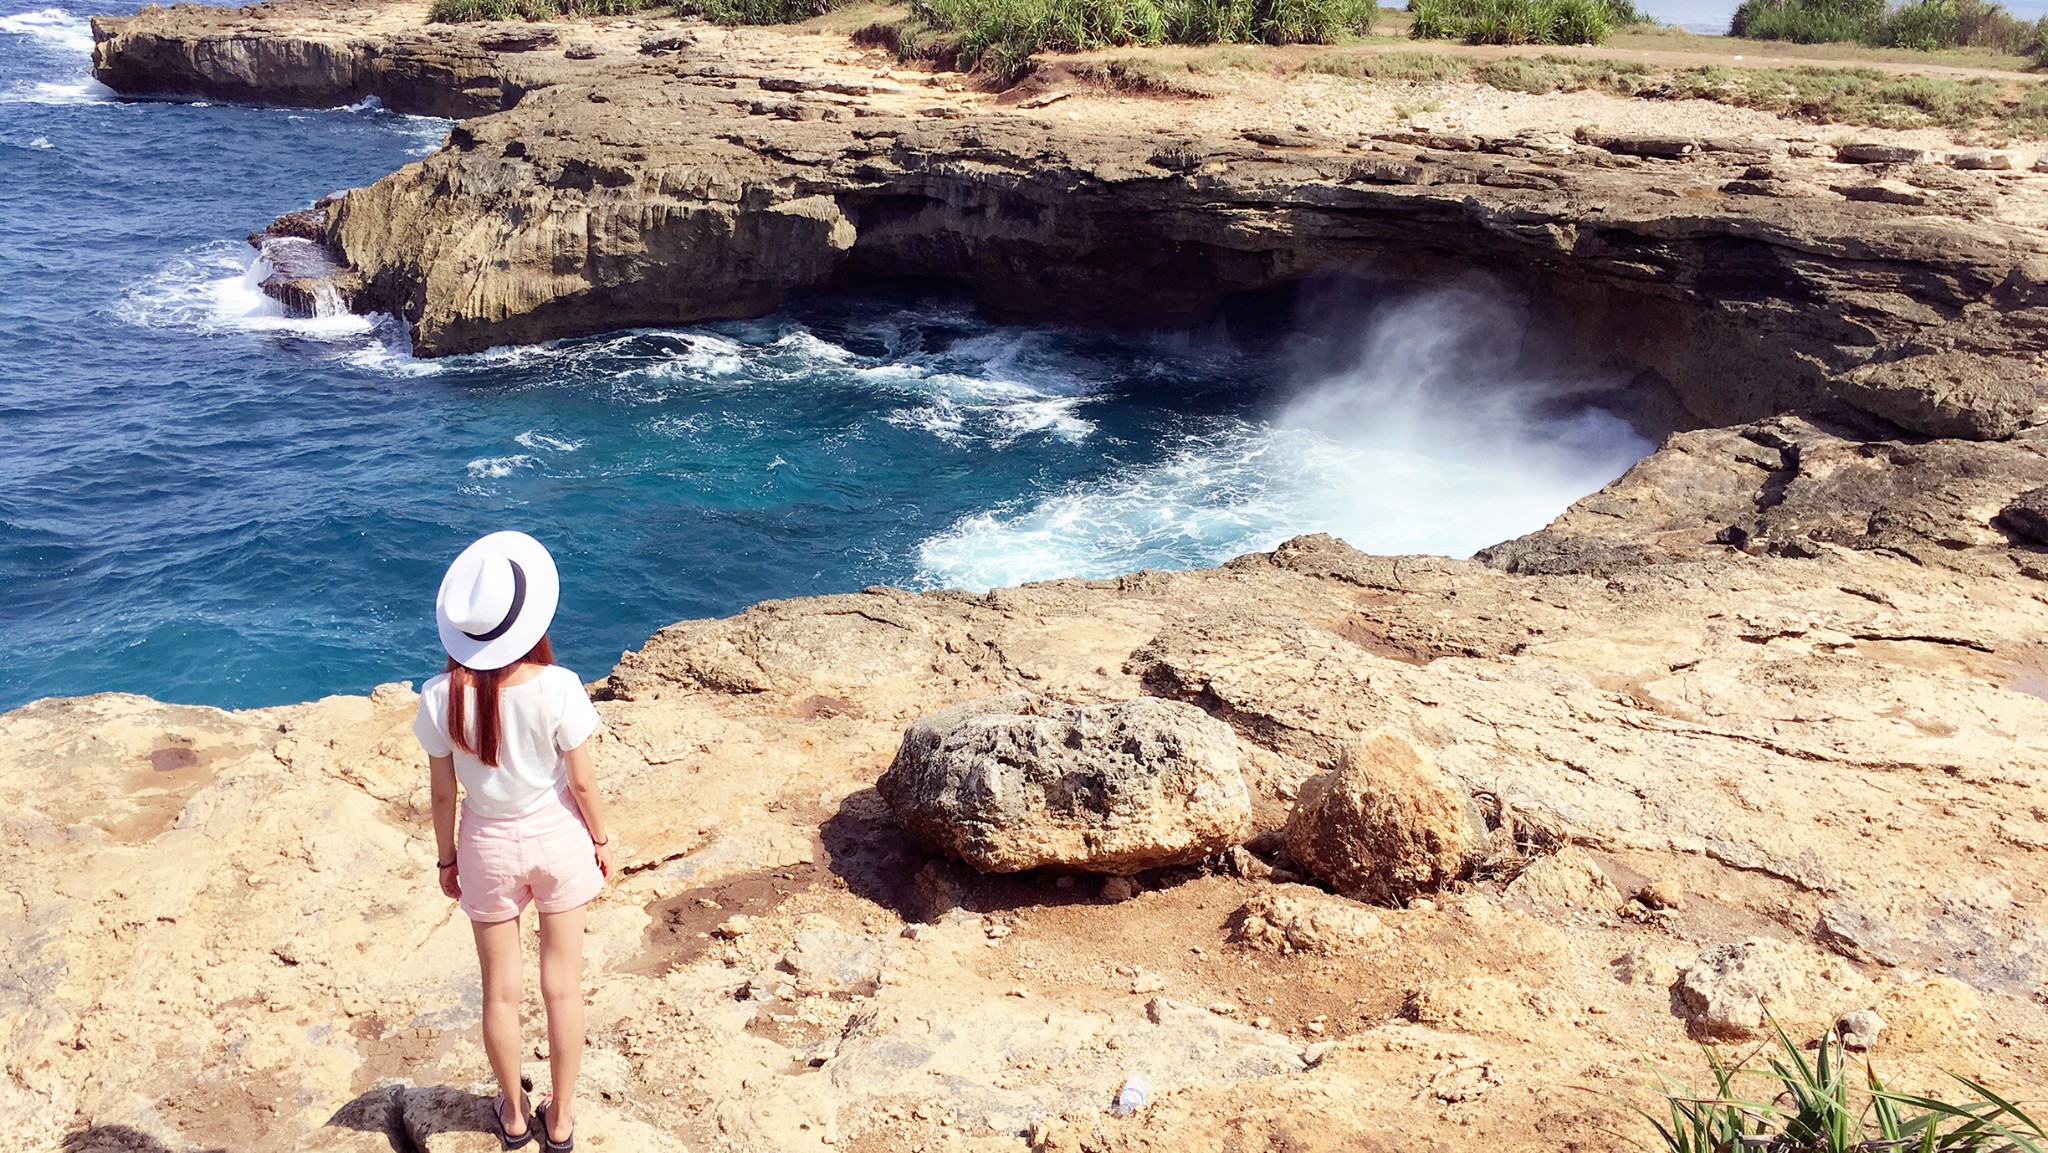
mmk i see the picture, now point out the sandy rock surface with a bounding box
[9,524,2047,1152]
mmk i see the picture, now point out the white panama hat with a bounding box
[436,531,561,671]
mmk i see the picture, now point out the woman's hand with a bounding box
[594,839,614,881]
[439,862,461,900]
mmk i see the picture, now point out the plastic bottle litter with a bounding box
[1112,1071,1151,1117]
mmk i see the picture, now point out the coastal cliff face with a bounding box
[92,2,2048,431]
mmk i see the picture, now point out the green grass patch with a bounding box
[1188,44,1277,69]
[2004,79,2048,130]
[1299,47,1470,78]
[1472,50,1649,90]
[689,0,836,22]
[1666,62,2002,128]
[1406,0,1643,45]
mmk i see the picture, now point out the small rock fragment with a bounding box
[1949,149,2012,170]
[1635,880,1685,911]
[1505,847,1621,912]
[1675,938,1825,1037]
[1232,888,1388,955]
[1838,1007,1884,1050]
[1995,486,2048,546]
[1834,180,1928,206]
[1835,143,1925,165]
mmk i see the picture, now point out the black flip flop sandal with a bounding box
[535,1099,574,1153]
[495,1092,536,1150]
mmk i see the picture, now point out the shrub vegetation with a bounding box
[899,0,1380,82]
[1727,0,2048,54]
[1406,0,1644,45]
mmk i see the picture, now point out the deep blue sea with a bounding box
[0,0,1660,711]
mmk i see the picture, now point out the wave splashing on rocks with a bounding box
[915,286,1652,590]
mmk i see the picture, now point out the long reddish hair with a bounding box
[446,635,554,768]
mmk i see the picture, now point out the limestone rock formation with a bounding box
[878,692,1251,874]
[85,0,2048,441]
[1281,732,1490,905]
[1835,351,2045,441]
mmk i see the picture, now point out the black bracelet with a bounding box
[592,837,608,846]
[436,857,456,870]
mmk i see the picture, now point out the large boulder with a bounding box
[878,692,1251,874]
[1281,733,1489,904]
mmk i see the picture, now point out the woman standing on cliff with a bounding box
[414,531,613,1152]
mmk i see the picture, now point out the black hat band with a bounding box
[461,559,527,643]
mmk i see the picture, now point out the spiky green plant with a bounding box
[1634,1023,2044,1153]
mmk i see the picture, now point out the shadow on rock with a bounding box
[61,1127,224,1153]
[819,786,1207,923]
[319,1082,409,1150]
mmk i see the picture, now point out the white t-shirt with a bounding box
[413,664,602,819]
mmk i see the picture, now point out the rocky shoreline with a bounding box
[87,1,2048,432]
[10,3,2047,1151]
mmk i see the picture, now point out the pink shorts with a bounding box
[456,791,603,923]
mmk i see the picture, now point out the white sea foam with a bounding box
[615,319,1101,445]
[915,288,1654,591]
[0,8,94,54]
[115,243,442,375]
[515,431,585,452]
[465,454,535,479]
[27,134,49,147]
[0,8,117,104]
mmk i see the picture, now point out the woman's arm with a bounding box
[429,753,460,899]
[563,742,613,879]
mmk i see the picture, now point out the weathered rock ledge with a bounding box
[92,0,2048,432]
[11,528,2048,1152]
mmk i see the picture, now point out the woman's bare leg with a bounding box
[471,914,530,1137]
[537,904,586,1141]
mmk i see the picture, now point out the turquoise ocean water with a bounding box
[0,1,1654,710]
